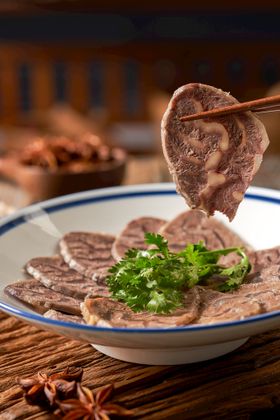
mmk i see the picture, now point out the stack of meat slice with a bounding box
[5,211,280,327]
[5,217,167,323]
[5,232,116,324]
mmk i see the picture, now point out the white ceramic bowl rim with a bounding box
[1,184,280,334]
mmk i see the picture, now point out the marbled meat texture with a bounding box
[246,264,280,284]
[26,256,110,299]
[161,83,269,220]
[160,210,249,252]
[4,279,81,315]
[59,232,115,280]
[44,309,84,324]
[220,245,280,271]
[111,216,167,260]
[196,287,262,324]
[249,246,280,273]
[198,265,280,324]
[233,265,280,313]
[81,287,201,328]
[81,264,280,327]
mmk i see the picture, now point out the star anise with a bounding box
[17,367,83,407]
[55,383,133,419]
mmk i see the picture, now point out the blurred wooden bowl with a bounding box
[0,148,127,202]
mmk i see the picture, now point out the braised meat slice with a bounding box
[248,246,280,273]
[221,246,280,272]
[5,279,81,315]
[234,280,280,313]
[112,216,167,260]
[196,287,262,324]
[160,210,249,252]
[161,83,269,220]
[233,265,280,313]
[44,309,84,324]
[59,232,115,280]
[245,264,280,284]
[81,288,201,328]
[26,256,110,299]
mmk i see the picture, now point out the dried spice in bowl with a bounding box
[20,133,116,172]
[0,133,127,201]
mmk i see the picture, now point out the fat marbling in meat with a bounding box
[161,83,269,220]
[59,232,115,281]
[26,255,110,299]
[112,216,166,260]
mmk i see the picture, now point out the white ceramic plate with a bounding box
[1,183,280,365]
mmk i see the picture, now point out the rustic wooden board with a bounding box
[1,311,280,419]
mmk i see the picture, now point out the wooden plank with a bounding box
[0,40,278,124]
[104,58,123,122]
[31,61,53,110]
[2,309,280,419]
[139,62,154,121]
[0,59,19,123]
[68,62,89,113]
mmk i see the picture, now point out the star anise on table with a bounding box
[55,383,133,420]
[17,367,83,407]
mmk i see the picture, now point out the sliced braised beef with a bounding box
[44,309,84,324]
[220,246,280,272]
[232,265,280,313]
[245,264,280,285]
[6,209,280,327]
[233,280,280,313]
[81,288,201,328]
[160,210,249,252]
[59,232,115,280]
[196,287,262,324]
[111,216,167,260]
[161,83,269,220]
[26,256,110,299]
[260,264,280,281]
[4,280,81,315]
[248,246,280,273]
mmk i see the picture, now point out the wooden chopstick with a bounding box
[180,94,280,122]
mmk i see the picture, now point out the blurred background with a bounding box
[0,0,280,214]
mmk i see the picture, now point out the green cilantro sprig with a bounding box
[106,233,251,314]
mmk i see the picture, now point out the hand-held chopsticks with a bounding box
[180,94,280,122]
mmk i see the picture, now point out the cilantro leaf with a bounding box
[106,234,251,314]
[218,249,251,292]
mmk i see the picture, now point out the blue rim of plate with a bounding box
[1,185,280,334]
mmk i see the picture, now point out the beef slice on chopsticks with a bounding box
[59,232,115,281]
[26,256,110,299]
[111,216,167,261]
[81,287,201,328]
[160,209,249,252]
[161,83,269,221]
[4,279,82,315]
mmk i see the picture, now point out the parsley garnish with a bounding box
[106,233,251,314]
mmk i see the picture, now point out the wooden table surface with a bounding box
[1,155,280,419]
[2,311,280,419]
